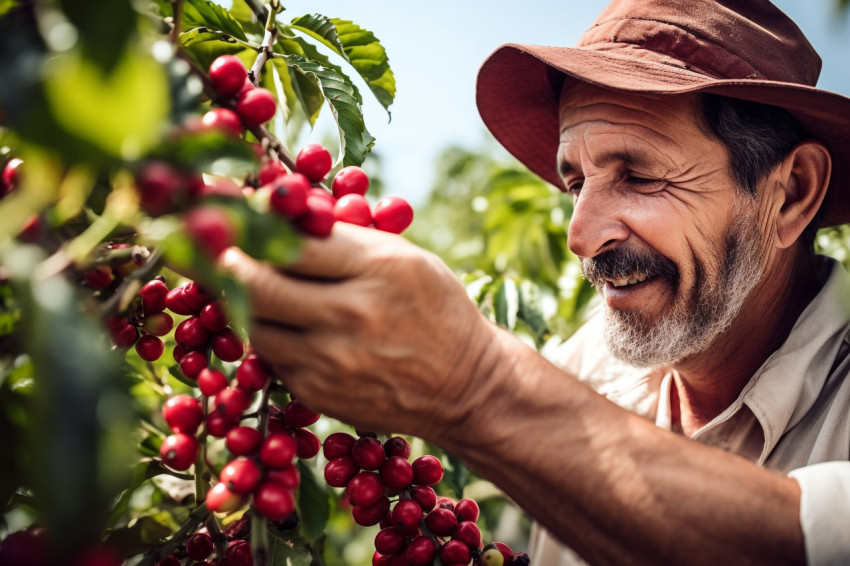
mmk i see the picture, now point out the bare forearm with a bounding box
[438,328,804,566]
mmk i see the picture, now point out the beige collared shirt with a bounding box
[530,257,850,565]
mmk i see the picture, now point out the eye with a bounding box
[566,180,584,195]
[625,175,664,190]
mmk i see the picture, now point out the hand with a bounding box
[218,223,503,442]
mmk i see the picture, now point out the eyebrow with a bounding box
[557,150,655,180]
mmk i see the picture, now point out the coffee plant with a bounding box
[0,1,529,565]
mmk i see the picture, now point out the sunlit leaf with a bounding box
[42,50,169,160]
[182,0,248,41]
[493,278,518,330]
[282,54,375,166]
[331,18,396,114]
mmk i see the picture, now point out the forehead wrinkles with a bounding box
[558,118,684,176]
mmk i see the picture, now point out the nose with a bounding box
[567,182,630,258]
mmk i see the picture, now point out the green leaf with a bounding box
[0,0,16,17]
[330,18,396,114]
[282,54,375,166]
[296,460,330,545]
[441,452,471,500]
[42,50,169,160]
[58,0,136,72]
[493,277,519,330]
[517,280,549,346]
[182,0,248,41]
[151,130,258,178]
[289,14,347,61]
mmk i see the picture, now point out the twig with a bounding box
[138,503,212,566]
[98,248,164,320]
[168,0,185,44]
[248,2,281,86]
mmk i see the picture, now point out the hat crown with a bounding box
[578,0,821,86]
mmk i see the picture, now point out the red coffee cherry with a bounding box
[324,455,358,488]
[374,527,405,557]
[165,286,194,315]
[205,481,245,513]
[197,367,228,397]
[179,351,208,380]
[295,143,333,183]
[453,520,482,550]
[157,555,181,566]
[214,387,251,420]
[260,433,297,468]
[406,535,437,566]
[184,205,237,258]
[201,107,243,137]
[409,485,437,512]
[439,539,471,565]
[331,165,369,198]
[160,433,199,471]
[371,551,391,566]
[162,394,203,434]
[107,316,138,348]
[292,427,321,459]
[391,498,423,533]
[264,465,299,490]
[351,495,390,527]
[489,542,516,564]
[185,532,213,561]
[0,527,49,566]
[282,398,321,428]
[268,172,310,218]
[182,282,212,311]
[372,195,414,234]
[425,507,458,537]
[142,312,173,336]
[296,193,336,237]
[209,55,248,97]
[175,317,209,349]
[384,436,411,459]
[258,158,287,185]
[412,455,443,486]
[226,425,263,456]
[352,436,386,470]
[323,431,356,459]
[211,328,245,362]
[380,456,414,491]
[253,482,295,521]
[135,335,164,362]
[206,411,238,438]
[235,87,276,126]
[235,354,270,391]
[200,301,229,332]
[454,498,480,523]
[135,161,188,217]
[347,471,385,507]
[220,458,261,495]
[84,265,115,289]
[333,194,372,227]
[2,158,23,191]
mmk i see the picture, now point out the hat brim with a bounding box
[476,43,850,226]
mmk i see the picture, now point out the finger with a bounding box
[218,246,342,328]
[284,222,403,279]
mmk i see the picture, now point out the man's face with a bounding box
[558,83,767,367]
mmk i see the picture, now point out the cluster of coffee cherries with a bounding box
[321,432,525,566]
[155,527,252,566]
[256,142,414,238]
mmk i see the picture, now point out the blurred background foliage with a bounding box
[1,0,849,565]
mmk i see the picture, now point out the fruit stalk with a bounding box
[137,502,211,566]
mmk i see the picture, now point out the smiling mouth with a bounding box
[606,273,650,288]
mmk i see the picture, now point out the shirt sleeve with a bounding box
[788,462,850,565]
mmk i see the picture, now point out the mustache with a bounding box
[580,247,679,288]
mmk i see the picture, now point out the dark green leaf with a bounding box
[517,280,549,346]
[182,0,248,41]
[289,14,347,61]
[440,452,470,500]
[58,0,136,72]
[330,19,396,114]
[296,459,330,545]
[282,54,375,166]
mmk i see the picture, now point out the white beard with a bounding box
[597,206,764,368]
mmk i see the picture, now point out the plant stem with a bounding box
[169,0,185,44]
[248,1,281,86]
[98,248,163,320]
[138,503,212,566]
[251,512,270,566]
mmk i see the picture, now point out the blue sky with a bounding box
[281,0,850,206]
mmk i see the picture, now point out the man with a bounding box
[220,0,850,563]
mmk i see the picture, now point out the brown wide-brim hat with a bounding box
[476,0,850,227]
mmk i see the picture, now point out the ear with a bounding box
[773,140,831,248]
